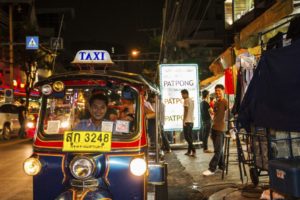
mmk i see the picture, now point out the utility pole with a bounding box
[9,4,14,88]
[159,0,168,64]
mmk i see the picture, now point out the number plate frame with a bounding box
[63,131,112,152]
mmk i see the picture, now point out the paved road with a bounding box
[0,139,33,200]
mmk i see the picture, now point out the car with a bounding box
[0,103,21,140]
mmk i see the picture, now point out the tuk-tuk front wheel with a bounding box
[2,124,11,140]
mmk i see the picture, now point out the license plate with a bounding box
[63,131,112,152]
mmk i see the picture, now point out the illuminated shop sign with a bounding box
[159,64,200,131]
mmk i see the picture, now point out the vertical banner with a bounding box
[159,64,200,131]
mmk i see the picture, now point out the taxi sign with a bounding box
[63,131,112,152]
[71,50,113,64]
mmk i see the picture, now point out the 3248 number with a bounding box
[84,133,109,143]
[65,131,111,143]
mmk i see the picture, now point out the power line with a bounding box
[192,0,212,39]
[52,13,64,73]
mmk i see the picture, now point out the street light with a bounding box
[131,49,140,57]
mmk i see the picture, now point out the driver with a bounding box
[75,93,108,131]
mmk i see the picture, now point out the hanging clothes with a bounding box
[238,39,300,132]
[231,52,257,115]
[224,67,234,95]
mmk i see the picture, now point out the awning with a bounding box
[209,47,234,75]
[200,74,224,94]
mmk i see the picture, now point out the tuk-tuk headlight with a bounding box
[130,158,147,176]
[53,81,64,92]
[41,84,52,95]
[70,156,95,180]
[23,157,42,176]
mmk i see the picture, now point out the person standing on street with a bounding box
[181,89,196,157]
[200,90,213,153]
[203,84,228,176]
[148,93,171,153]
[18,99,27,138]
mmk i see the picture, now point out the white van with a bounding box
[0,104,21,140]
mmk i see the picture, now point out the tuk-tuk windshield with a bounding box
[40,85,138,138]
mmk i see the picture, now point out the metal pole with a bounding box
[9,4,14,88]
[155,95,160,163]
[52,14,64,73]
[159,0,168,64]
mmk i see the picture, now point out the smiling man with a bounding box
[75,93,108,131]
[203,84,228,176]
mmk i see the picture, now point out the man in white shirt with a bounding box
[181,89,196,157]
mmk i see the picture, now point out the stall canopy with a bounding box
[238,39,300,132]
[200,74,224,95]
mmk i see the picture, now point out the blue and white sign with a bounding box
[160,64,200,131]
[72,50,113,64]
[26,36,39,50]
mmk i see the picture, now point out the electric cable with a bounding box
[192,0,212,39]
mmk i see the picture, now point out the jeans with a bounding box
[209,129,225,172]
[201,121,211,150]
[166,131,174,143]
[161,130,171,151]
[183,123,195,153]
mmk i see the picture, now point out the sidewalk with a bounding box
[165,140,268,200]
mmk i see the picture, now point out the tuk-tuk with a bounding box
[23,50,168,200]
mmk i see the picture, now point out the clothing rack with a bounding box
[258,14,300,52]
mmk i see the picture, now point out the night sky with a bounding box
[35,0,164,53]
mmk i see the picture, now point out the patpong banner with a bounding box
[159,64,200,131]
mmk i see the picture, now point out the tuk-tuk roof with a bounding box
[35,70,160,94]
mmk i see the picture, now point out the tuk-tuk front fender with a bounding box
[55,188,112,200]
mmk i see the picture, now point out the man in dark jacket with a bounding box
[200,90,213,153]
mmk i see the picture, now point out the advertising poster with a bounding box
[159,64,200,131]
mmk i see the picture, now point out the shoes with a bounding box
[184,151,196,157]
[190,151,196,157]
[165,149,172,153]
[202,169,215,176]
[204,149,213,153]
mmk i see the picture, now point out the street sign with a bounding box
[50,37,63,50]
[26,36,39,50]
[4,89,13,103]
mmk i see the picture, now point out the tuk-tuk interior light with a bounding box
[60,121,69,128]
[41,84,52,95]
[130,158,147,176]
[23,157,42,176]
[70,156,95,180]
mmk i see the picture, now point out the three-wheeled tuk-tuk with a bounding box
[23,50,168,200]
